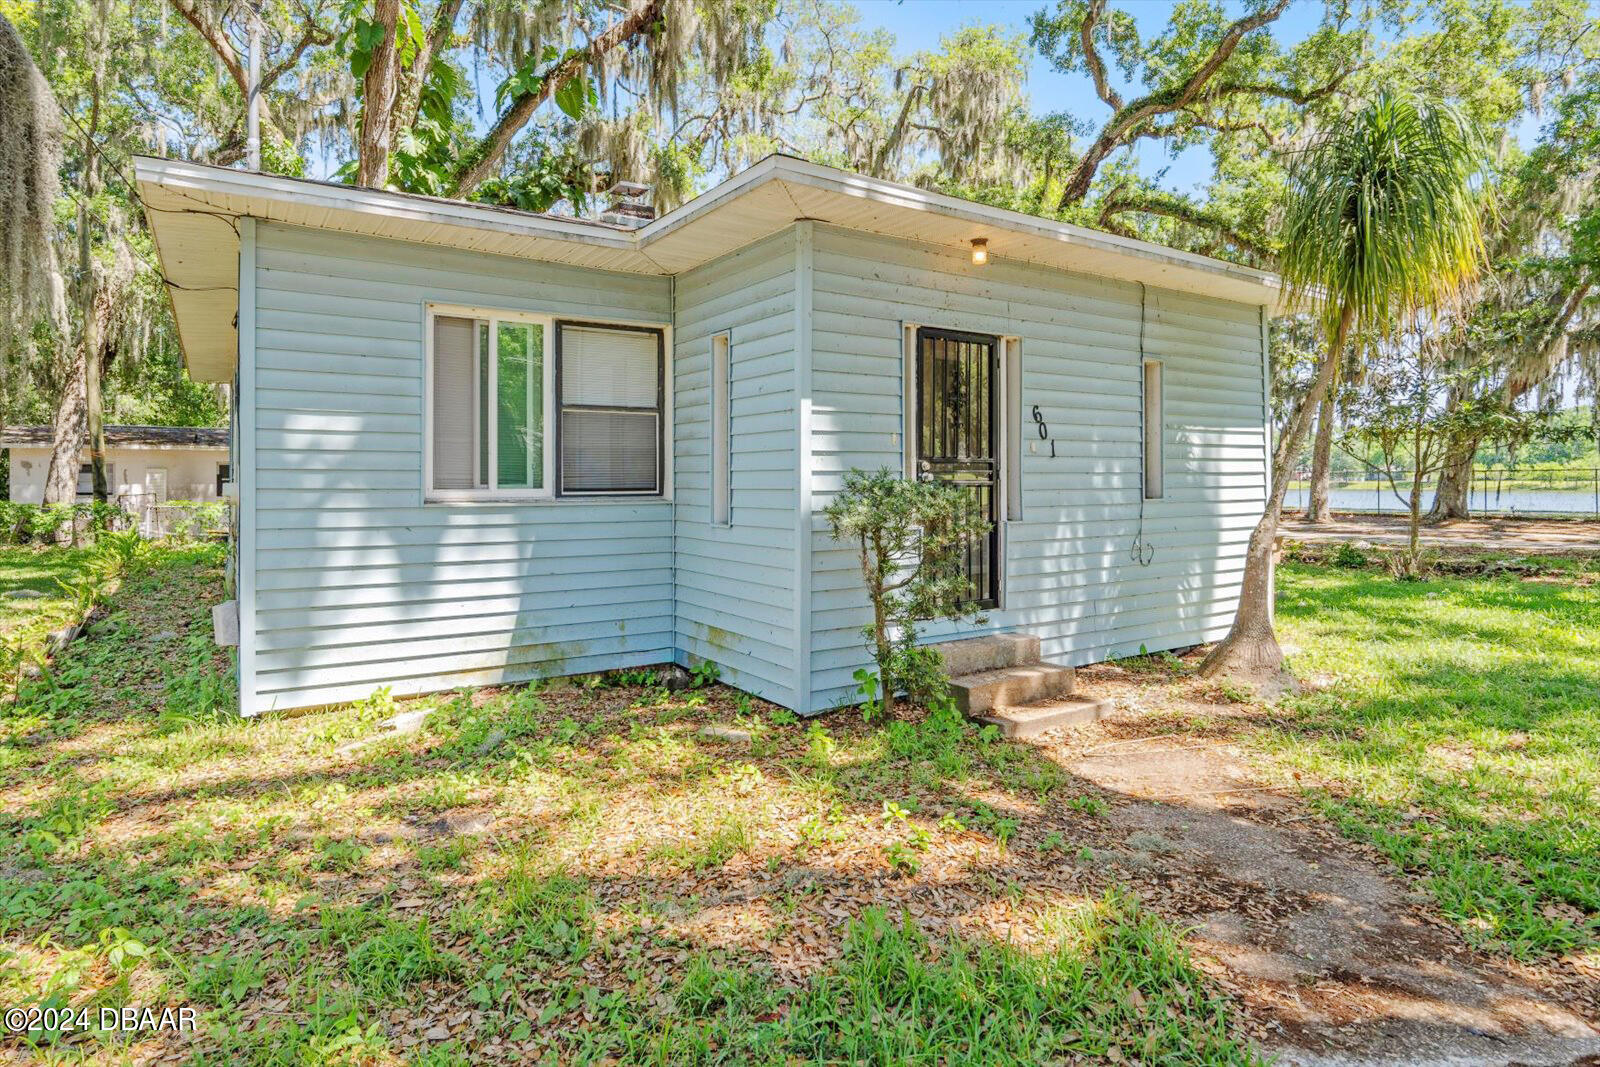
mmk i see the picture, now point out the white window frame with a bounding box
[424,303,555,502]
[1143,358,1165,500]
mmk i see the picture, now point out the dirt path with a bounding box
[1036,699,1600,1066]
[1280,514,1600,555]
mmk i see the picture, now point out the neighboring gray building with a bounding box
[137,154,1280,716]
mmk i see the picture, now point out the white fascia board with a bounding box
[135,157,638,252]
[137,154,1283,306]
[762,156,1283,305]
[633,155,786,245]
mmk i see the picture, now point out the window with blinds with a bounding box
[427,309,664,500]
[557,324,663,494]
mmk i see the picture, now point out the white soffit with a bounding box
[137,154,1284,382]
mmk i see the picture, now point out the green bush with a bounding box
[823,468,991,717]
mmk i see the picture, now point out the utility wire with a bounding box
[1131,282,1155,568]
[44,68,241,293]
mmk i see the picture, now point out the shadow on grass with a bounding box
[1264,563,1600,958]
[9,552,1598,1061]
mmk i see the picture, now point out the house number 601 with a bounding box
[1031,405,1056,458]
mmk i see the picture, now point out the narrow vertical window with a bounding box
[902,323,917,476]
[711,333,731,525]
[476,322,489,487]
[1004,337,1022,521]
[1143,359,1164,500]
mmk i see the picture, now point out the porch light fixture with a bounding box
[970,238,989,265]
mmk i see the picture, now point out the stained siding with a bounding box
[806,225,1267,711]
[247,223,674,712]
[671,229,799,705]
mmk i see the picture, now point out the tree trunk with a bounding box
[355,0,401,189]
[43,358,86,506]
[1426,443,1473,523]
[1200,304,1352,679]
[81,5,109,507]
[1406,460,1425,577]
[1306,388,1335,523]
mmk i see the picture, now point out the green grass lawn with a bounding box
[4,541,1596,1063]
[0,542,1258,1066]
[0,544,95,645]
[1267,562,1600,959]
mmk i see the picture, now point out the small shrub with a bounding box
[689,659,721,688]
[1330,542,1368,568]
[823,467,992,717]
[884,842,921,876]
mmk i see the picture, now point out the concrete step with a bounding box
[929,633,1040,677]
[949,660,1074,715]
[974,695,1112,739]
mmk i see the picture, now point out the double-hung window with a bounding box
[427,307,664,500]
[556,323,664,495]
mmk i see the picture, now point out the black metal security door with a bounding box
[916,327,999,609]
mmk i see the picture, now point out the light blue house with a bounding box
[136,154,1280,717]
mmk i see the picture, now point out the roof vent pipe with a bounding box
[599,181,655,228]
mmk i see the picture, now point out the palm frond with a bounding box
[1279,91,1493,350]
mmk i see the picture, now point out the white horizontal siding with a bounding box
[247,223,674,711]
[671,229,799,705]
[805,225,1267,712]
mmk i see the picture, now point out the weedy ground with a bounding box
[0,543,1595,1064]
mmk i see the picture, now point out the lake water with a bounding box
[1282,485,1600,516]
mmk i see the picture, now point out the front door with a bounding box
[915,327,999,609]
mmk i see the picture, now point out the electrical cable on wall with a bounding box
[1131,281,1155,567]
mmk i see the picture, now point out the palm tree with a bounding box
[1201,92,1491,678]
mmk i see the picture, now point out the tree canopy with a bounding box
[0,0,1596,497]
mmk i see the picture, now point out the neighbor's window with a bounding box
[1143,359,1164,500]
[428,308,665,499]
[74,463,113,501]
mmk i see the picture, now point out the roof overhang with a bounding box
[137,154,1285,383]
